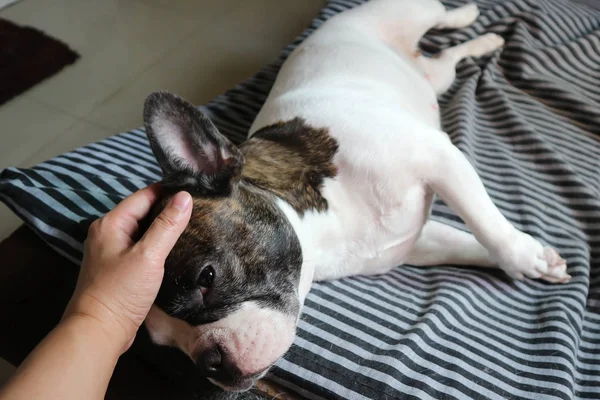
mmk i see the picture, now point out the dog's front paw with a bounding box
[491,231,571,283]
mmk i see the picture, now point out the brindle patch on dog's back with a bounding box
[240,118,339,216]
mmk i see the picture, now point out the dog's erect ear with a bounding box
[143,91,244,195]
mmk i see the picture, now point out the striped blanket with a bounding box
[2,0,600,399]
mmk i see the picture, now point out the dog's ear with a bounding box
[143,91,244,195]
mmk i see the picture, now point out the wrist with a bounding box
[63,290,136,355]
[59,313,125,362]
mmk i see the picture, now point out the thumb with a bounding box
[137,191,192,261]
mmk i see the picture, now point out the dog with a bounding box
[140,0,571,393]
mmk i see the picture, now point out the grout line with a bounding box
[22,96,91,125]
[77,116,130,133]
[0,96,82,169]
[19,119,114,168]
[3,97,111,168]
[73,5,246,134]
[88,1,243,113]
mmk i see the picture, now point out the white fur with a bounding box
[251,0,570,284]
[277,199,316,304]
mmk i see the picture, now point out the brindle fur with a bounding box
[240,118,339,216]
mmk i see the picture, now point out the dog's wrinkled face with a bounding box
[142,92,304,391]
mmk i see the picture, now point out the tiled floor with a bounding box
[0,0,325,385]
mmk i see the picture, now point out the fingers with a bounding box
[136,191,192,262]
[112,184,162,221]
[100,184,162,239]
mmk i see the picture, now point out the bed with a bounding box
[1,0,599,399]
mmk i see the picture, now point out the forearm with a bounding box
[0,315,121,400]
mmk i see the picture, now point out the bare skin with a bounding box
[0,185,192,400]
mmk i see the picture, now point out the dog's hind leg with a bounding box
[417,33,505,95]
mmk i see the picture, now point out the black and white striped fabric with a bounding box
[2,0,600,398]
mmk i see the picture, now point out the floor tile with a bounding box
[85,0,326,133]
[22,120,113,167]
[0,96,79,169]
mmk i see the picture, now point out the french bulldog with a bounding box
[140,0,570,393]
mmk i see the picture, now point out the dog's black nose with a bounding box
[196,345,241,382]
[197,345,223,376]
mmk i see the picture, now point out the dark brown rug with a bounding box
[0,18,79,106]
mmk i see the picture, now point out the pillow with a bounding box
[2,0,600,398]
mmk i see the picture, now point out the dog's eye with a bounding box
[197,265,215,289]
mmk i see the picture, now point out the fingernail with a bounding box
[170,191,191,212]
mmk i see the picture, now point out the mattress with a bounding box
[1,0,600,399]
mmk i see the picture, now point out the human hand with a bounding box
[63,184,192,354]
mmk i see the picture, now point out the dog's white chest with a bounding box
[287,164,433,281]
